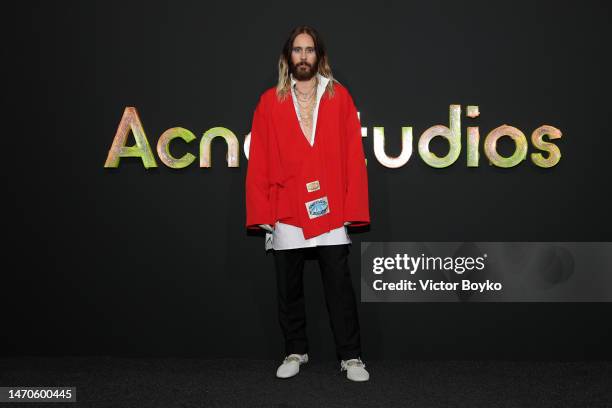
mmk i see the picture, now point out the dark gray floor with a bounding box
[1,357,611,407]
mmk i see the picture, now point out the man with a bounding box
[245,25,370,382]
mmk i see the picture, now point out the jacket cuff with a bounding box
[259,224,274,233]
[344,219,369,227]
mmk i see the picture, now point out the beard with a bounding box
[290,60,318,81]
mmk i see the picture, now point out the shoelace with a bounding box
[340,358,366,372]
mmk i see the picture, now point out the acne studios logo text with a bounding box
[104,104,562,169]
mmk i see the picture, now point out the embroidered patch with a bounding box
[306,180,320,192]
[305,196,330,219]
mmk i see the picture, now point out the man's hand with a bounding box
[344,221,352,226]
[259,224,274,233]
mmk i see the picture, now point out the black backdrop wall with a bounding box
[3,0,611,360]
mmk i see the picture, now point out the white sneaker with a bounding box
[276,353,308,378]
[340,357,370,382]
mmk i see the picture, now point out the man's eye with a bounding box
[292,47,315,53]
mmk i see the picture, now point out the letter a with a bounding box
[104,107,157,168]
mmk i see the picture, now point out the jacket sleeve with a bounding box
[343,91,370,227]
[246,94,274,231]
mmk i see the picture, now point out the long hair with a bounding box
[276,25,337,102]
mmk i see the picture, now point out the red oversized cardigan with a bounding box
[245,81,370,240]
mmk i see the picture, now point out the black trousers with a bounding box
[273,243,362,361]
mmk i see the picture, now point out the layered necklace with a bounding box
[293,76,319,144]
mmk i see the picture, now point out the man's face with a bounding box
[290,33,318,81]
